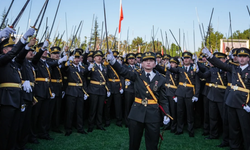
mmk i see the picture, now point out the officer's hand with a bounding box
[22,80,32,93]
[69,56,74,62]
[107,91,111,97]
[194,63,199,73]
[85,45,89,53]
[243,105,250,113]
[125,81,131,86]
[202,47,212,58]
[0,27,16,39]
[41,40,49,51]
[51,93,55,99]
[173,97,177,103]
[163,116,170,125]
[58,55,68,64]
[84,94,88,100]
[88,63,94,71]
[107,49,115,64]
[192,96,198,102]
[120,89,124,94]
[23,28,35,40]
[166,62,171,69]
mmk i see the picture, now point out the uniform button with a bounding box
[146,91,148,93]
[237,80,239,82]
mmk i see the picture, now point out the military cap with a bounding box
[0,37,15,53]
[155,52,162,58]
[237,48,250,57]
[136,53,142,58]
[113,50,119,57]
[126,53,135,60]
[231,48,239,56]
[142,52,156,61]
[50,46,61,54]
[93,51,104,57]
[163,54,171,60]
[213,52,227,58]
[170,57,179,64]
[182,51,193,58]
[88,51,94,57]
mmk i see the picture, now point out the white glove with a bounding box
[166,62,171,69]
[69,56,74,62]
[125,81,131,86]
[88,63,94,71]
[51,93,55,99]
[85,45,89,53]
[107,91,111,97]
[62,91,65,98]
[84,94,88,100]
[194,63,199,73]
[173,97,177,103]
[229,50,234,59]
[202,47,212,58]
[58,55,68,64]
[243,105,250,113]
[107,49,116,64]
[0,27,16,39]
[163,116,170,125]
[192,96,198,102]
[23,28,35,40]
[117,59,122,65]
[41,40,49,51]
[120,89,124,94]
[194,54,198,64]
[22,80,32,93]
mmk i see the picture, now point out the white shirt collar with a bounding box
[184,65,190,71]
[145,70,156,82]
[240,64,249,71]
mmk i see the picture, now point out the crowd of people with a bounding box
[0,26,249,150]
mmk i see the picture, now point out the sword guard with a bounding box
[30,26,38,31]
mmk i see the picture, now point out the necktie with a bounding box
[185,67,187,72]
[98,64,102,71]
[146,73,150,82]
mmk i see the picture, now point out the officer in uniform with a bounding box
[86,50,110,132]
[47,46,67,133]
[107,50,170,150]
[0,27,34,150]
[31,40,55,141]
[197,52,228,139]
[105,50,123,127]
[155,57,179,133]
[155,52,163,66]
[123,53,136,127]
[135,53,142,69]
[64,49,88,136]
[167,51,200,137]
[202,47,250,150]
[15,38,37,150]
[162,54,171,65]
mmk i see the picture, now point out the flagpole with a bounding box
[118,0,122,52]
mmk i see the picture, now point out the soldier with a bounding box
[0,27,34,150]
[15,38,37,150]
[217,48,239,148]
[86,50,110,132]
[47,46,67,133]
[107,50,170,150]
[104,50,124,127]
[162,54,171,65]
[155,52,163,66]
[30,40,55,141]
[64,49,88,136]
[167,51,200,137]
[197,52,228,139]
[123,53,136,127]
[202,47,250,150]
[155,57,179,133]
[135,53,142,69]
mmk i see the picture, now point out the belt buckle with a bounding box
[45,78,49,82]
[167,84,170,88]
[100,81,103,85]
[214,84,218,88]
[209,83,212,87]
[18,84,22,88]
[57,79,60,83]
[142,98,148,107]
[183,82,186,87]
[76,83,80,86]
[233,85,238,91]
[112,79,115,82]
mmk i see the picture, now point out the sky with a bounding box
[1,0,250,53]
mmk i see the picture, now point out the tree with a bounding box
[0,8,7,29]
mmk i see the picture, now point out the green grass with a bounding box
[27,123,229,150]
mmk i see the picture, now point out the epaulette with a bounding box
[80,65,85,69]
[198,60,203,63]
[229,60,239,66]
[161,73,166,77]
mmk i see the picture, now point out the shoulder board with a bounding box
[161,73,166,77]
[80,65,85,69]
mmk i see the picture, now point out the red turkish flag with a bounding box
[118,4,123,33]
